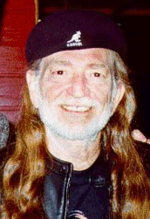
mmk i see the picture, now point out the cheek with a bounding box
[91,84,112,105]
[88,75,112,102]
[40,82,66,103]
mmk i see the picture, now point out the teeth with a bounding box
[62,105,90,112]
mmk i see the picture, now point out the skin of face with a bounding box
[27,48,125,141]
[26,48,125,169]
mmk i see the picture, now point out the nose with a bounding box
[66,74,90,98]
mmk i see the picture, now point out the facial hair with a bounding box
[37,99,116,142]
[37,76,117,141]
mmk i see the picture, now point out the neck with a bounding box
[45,126,101,171]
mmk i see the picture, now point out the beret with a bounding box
[25,10,127,64]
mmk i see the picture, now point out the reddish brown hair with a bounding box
[1,53,150,218]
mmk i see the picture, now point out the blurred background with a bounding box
[0,0,150,136]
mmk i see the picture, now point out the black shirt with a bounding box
[67,157,111,219]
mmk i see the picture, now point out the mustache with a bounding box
[54,97,101,107]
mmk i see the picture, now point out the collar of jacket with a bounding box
[46,154,111,187]
[42,154,112,219]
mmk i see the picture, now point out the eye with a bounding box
[50,69,70,82]
[57,70,64,75]
[93,72,101,77]
[54,70,64,75]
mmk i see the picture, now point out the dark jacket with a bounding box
[1,139,150,218]
[42,155,111,219]
[42,142,150,219]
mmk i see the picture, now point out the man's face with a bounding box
[28,48,124,140]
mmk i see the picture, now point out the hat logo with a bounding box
[67,31,83,47]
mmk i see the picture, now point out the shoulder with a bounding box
[0,118,16,207]
[135,142,150,178]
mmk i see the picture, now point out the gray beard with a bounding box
[38,101,113,141]
[37,75,117,141]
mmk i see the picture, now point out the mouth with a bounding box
[61,105,92,113]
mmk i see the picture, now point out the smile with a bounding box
[61,105,92,112]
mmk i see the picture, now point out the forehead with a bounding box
[41,48,113,68]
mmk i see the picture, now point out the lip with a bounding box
[61,105,92,113]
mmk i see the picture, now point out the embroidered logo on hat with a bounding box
[67,31,83,47]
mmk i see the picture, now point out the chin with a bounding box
[39,108,112,141]
[38,96,113,141]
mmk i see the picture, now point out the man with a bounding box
[1,10,150,219]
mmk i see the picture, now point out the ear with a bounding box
[26,70,39,108]
[112,81,125,113]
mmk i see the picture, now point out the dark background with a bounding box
[0,0,150,136]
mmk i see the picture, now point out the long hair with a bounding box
[1,52,150,218]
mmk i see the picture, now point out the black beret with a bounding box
[25,10,127,64]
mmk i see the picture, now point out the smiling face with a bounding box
[27,48,125,140]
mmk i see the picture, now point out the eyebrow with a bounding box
[87,63,108,69]
[49,60,71,66]
[41,60,71,77]
[49,60,108,68]
[43,59,109,72]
